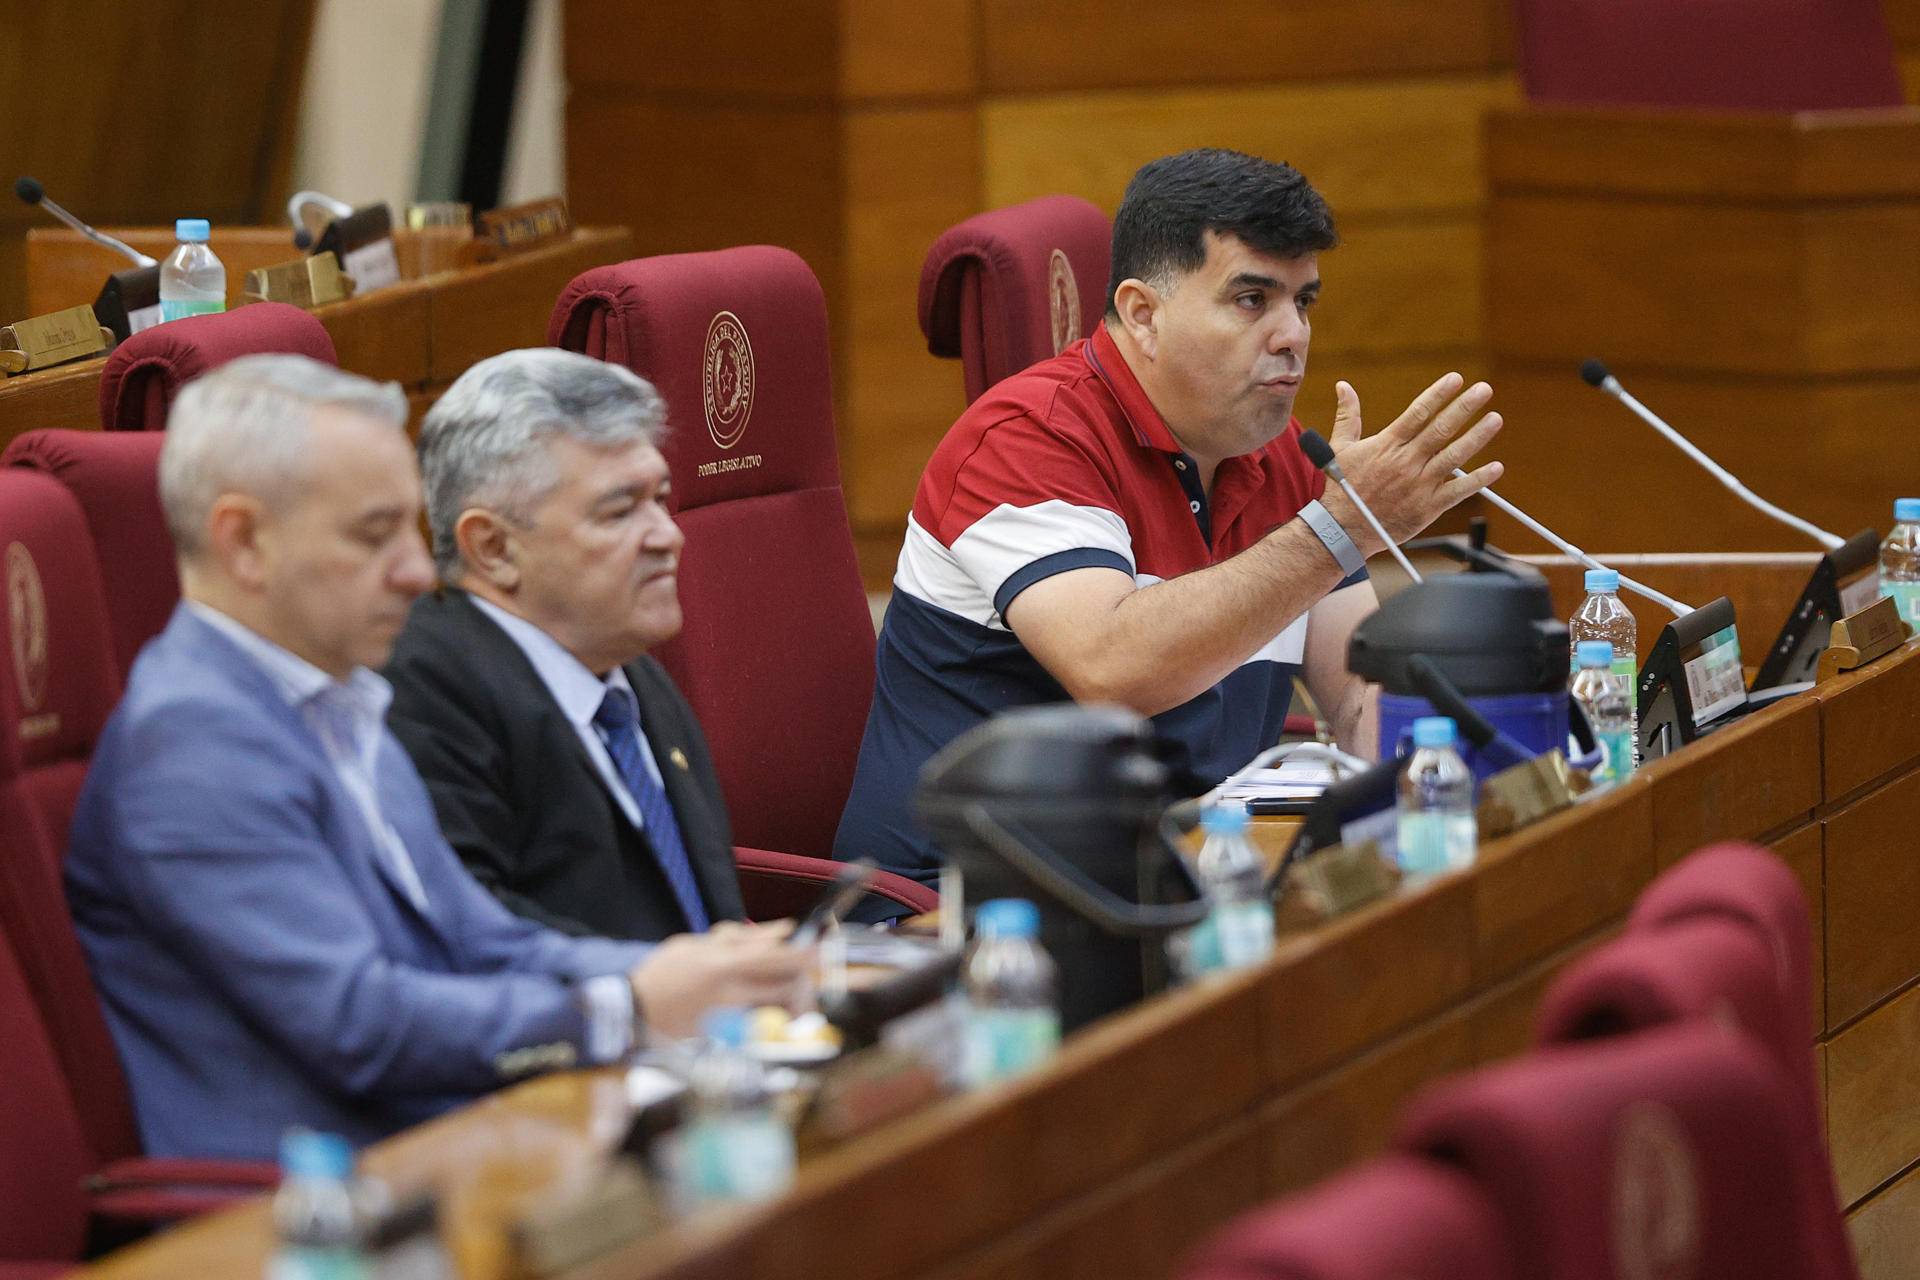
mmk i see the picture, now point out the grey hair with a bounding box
[159,354,409,558]
[417,348,667,581]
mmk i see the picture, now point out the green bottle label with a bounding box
[1882,580,1920,626]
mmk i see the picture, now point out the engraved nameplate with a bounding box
[1818,594,1914,681]
[0,305,112,376]
[1478,750,1587,839]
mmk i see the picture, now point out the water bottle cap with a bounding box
[1584,568,1619,593]
[174,218,211,243]
[1896,498,1920,522]
[279,1129,353,1179]
[975,897,1040,939]
[701,1006,751,1048]
[1410,716,1457,749]
[1576,640,1614,667]
[1200,804,1250,837]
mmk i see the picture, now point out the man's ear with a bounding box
[206,494,269,590]
[1111,278,1162,358]
[455,507,521,592]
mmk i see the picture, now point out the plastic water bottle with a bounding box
[1571,641,1634,785]
[159,218,226,322]
[1396,716,1477,874]
[1879,499,1920,626]
[674,1007,796,1207]
[1570,568,1637,748]
[1186,805,1274,974]
[268,1130,365,1280]
[963,898,1060,1087]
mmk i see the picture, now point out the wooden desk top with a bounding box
[80,637,1920,1280]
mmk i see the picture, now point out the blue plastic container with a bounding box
[1379,690,1569,785]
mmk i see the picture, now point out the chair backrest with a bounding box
[1397,1023,1842,1280]
[0,928,92,1264]
[1628,840,1816,1034]
[5,432,175,684]
[0,469,141,1162]
[550,247,874,860]
[1514,0,1904,110]
[919,195,1112,404]
[97,301,338,432]
[1175,1153,1517,1280]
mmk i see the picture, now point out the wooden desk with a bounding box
[81,639,1920,1280]
[0,229,634,449]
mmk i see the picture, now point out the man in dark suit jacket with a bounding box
[386,349,744,941]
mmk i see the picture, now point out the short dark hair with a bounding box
[1106,149,1338,317]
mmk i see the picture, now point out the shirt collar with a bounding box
[468,594,637,732]
[185,600,391,720]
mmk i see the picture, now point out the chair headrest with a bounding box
[918,194,1111,364]
[549,246,842,513]
[0,471,119,776]
[98,302,338,432]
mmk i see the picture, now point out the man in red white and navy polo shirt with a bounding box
[836,149,1505,889]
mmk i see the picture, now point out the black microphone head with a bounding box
[1579,358,1611,388]
[292,228,314,251]
[1297,427,1336,471]
[14,176,43,205]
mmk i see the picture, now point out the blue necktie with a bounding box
[593,687,710,932]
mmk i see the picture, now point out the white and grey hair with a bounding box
[159,354,409,559]
[417,348,667,581]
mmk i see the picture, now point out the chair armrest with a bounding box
[733,846,939,921]
[85,1157,278,1226]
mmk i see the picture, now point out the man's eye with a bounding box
[1236,292,1265,310]
[1298,293,1318,311]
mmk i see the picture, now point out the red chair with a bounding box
[96,302,337,432]
[918,195,1111,405]
[1397,1023,1843,1280]
[0,928,93,1272]
[4,433,173,684]
[1628,840,1817,1034]
[1175,1153,1517,1280]
[1514,0,1904,111]
[549,248,937,918]
[0,470,275,1217]
[1533,920,1855,1280]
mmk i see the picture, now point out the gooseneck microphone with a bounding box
[13,176,156,268]
[1297,428,1424,585]
[1452,469,1692,618]
[1580,359,1843,551]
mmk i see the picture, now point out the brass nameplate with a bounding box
[1817,594,1913,682]
[0,305,113,376]
[1478,749,1588,839]
[476,195,572,256]
[243,252,355,309]
[1285,839,1397,922]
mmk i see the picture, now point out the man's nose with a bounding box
[644,508,686,555]
[391,528,436,595]
[1268,305,1308,354]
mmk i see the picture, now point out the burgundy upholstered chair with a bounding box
[0,471,274,1216]
[96,302,337,432]
[0,928,93,1272]
[1174,1153,1517,1280]
[551,247,937,918]
[1515,0,1904,110]
[4,432,174,684]
[918,195,1112,405]
[1397,1023,1842,1280]
[1532,920,1855,1280]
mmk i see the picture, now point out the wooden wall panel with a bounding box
[1817,640,1920,805]
[977,0,1508,93]
[981,78,1517,218]
[838,0,979,99]
[839,108,979,532]
[1824,769,1920,1031]
[1827,977,1920,1206]
[565,1,840,99]
[1643,699,1821,867]
[0,1,313,324]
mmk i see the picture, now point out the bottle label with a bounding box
[1570,654,1640,717]
[160,298,225,323]
[267,1247,365,1280]
[1595,729,1635,784]
[966,1007,1060,1086]
[674,1113,795,1206]
[1214,901,1276,970]
[1881,580,1920,626]
[1395,812,1476,874]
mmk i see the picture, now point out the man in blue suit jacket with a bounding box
[65,355,810,1161]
